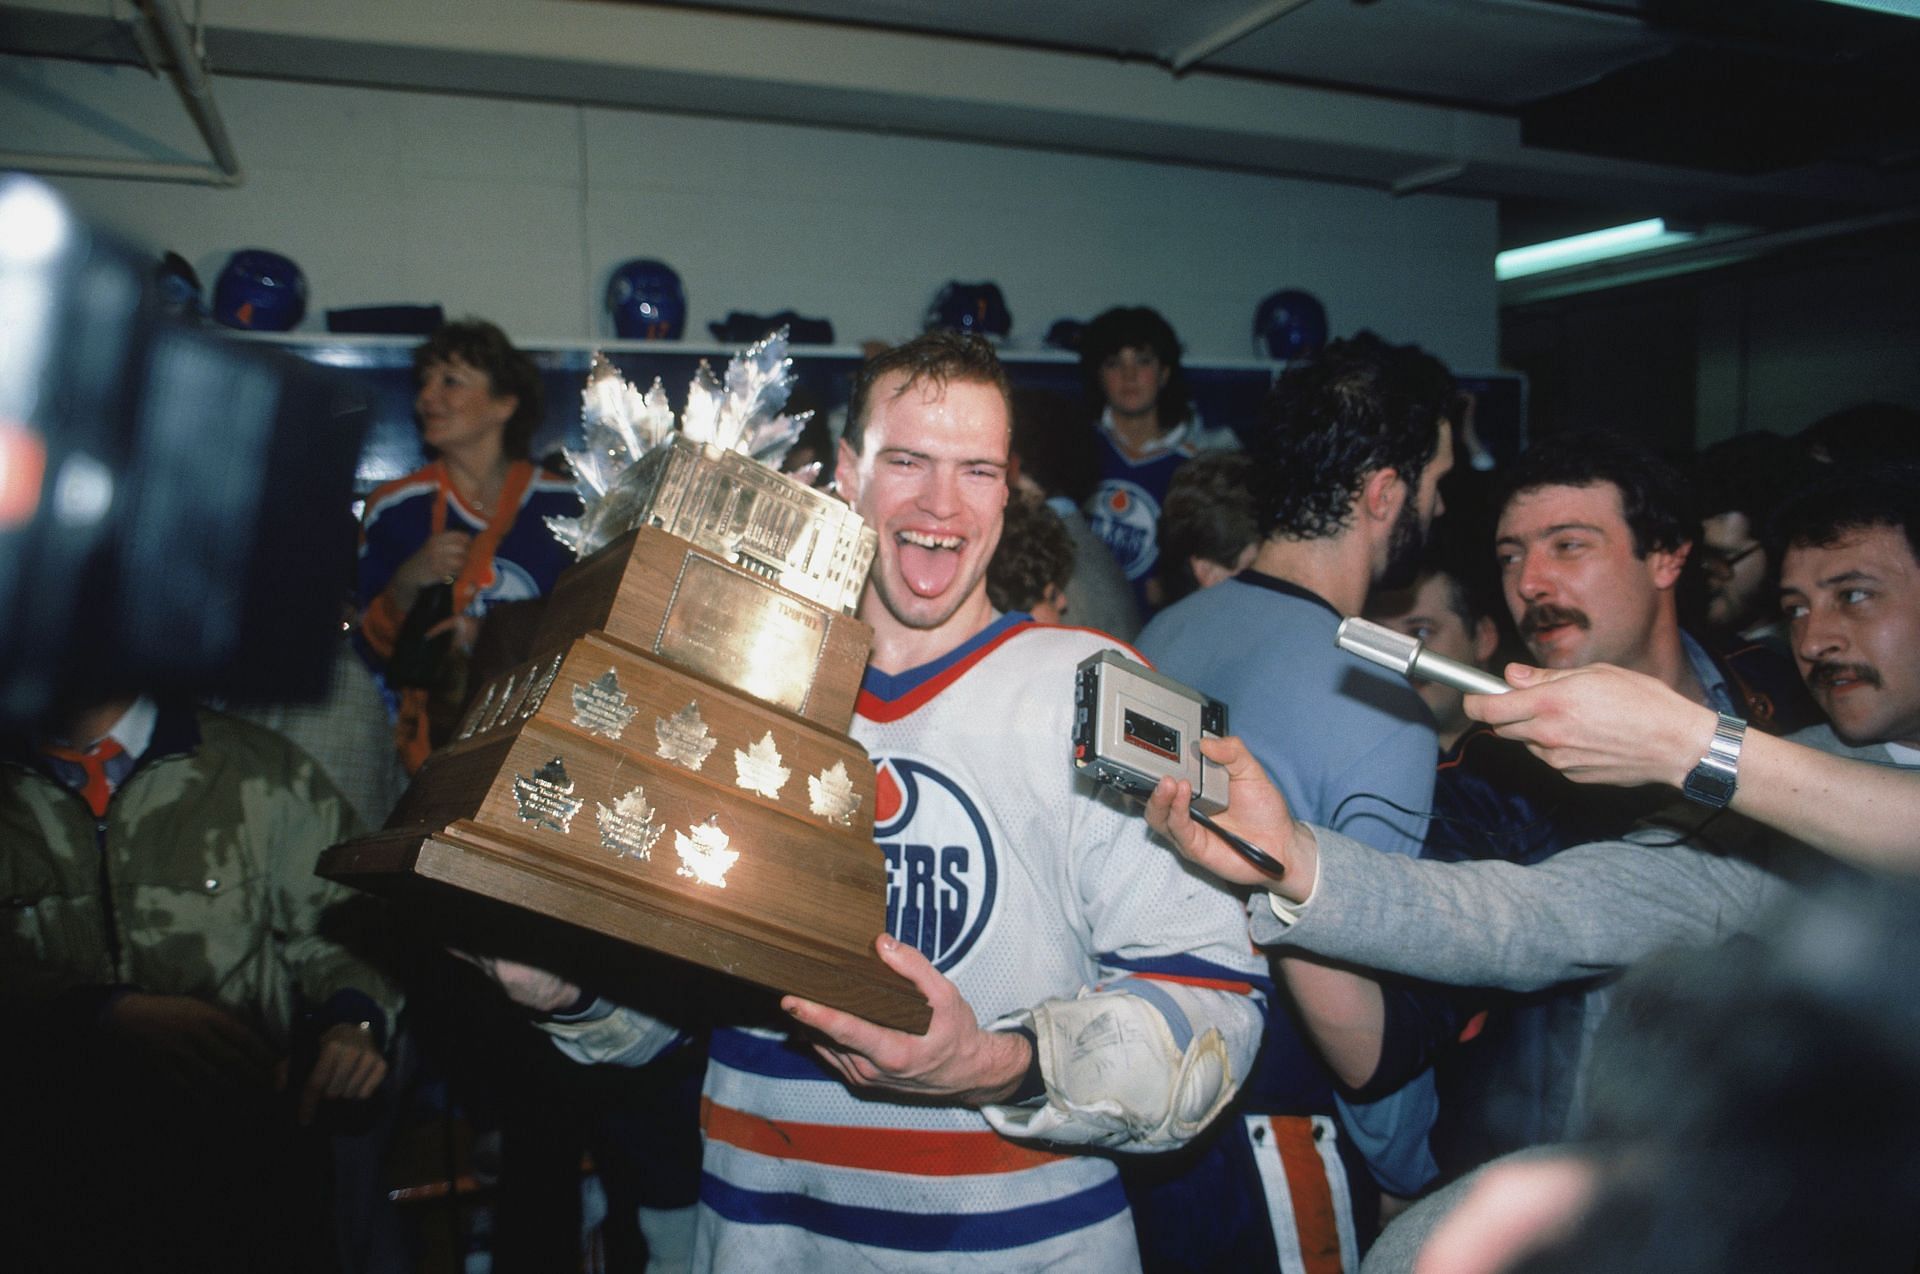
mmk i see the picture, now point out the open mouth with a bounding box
[896,529,966,598]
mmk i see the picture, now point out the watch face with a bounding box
[1683,763,1737,808]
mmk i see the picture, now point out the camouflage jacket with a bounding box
[0,702,402,1048]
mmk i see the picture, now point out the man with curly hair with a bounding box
[1131,332,1454,1266]
[986,492,1077,622]
[1142,330,1454,900]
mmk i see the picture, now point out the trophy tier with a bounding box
[323,523,933,1034]
[534,525,872,730]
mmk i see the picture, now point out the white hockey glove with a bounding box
[982,986,1236,1152]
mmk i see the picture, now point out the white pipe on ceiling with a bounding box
[0,152,235,183]
[135,0,242,184]
[7,0,243,187]
[1167,0,1320,73]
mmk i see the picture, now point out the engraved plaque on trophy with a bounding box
[531,523,872,729]
[320,336,929,1032]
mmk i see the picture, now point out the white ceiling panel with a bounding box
[654,0,1677,107]
[1205,0,1677,108]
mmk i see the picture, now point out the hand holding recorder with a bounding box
[1141,736,1320,895]
[1071,652,1286,876]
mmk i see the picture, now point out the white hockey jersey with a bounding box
[697,617,1266,1270]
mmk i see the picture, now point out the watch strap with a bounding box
[1681,712,1745,807]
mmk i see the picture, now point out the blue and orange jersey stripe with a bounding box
[1099,950,1272,1000]
[858,616,1156,723]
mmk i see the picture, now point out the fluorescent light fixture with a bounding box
[1496,218,1698,281]
[1812,1,1920,18]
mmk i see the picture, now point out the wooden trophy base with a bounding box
[326,822,926,1030]
[322,630,931,1033]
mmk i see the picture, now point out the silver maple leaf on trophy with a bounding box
[545,328,874,614]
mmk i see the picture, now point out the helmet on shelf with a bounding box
[607,258,687,340]
[155,251,203,319]
[1253,289,1328,361]
[213,249,308,331]
[708,310,834,346]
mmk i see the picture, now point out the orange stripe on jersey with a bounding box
[1131,971,1257,996]
[361,466,441,531]
[1269,1116,1345,1274]
[702,1097,1069,1176]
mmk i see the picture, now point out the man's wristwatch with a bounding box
[1681,712,1746,807]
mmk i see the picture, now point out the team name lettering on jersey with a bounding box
[871,757,997,972]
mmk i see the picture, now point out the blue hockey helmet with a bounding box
[1253,289,1328,361]
[607,258,686,340]
[926,281,1011,341]
[213,249,307,331]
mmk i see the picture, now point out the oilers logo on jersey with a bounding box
[1088,479,1161,582]
[872,756,997,973]
[474,557,542,609]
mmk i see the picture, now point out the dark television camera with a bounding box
[0,173,370,726]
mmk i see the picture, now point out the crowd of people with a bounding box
[6,303,1918,1274]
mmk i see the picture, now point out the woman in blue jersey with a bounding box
[356,319,579,771]
[1079,307,1240,616]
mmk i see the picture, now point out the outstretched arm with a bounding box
[1469,662,1920,872]
[1144,737,1392,1090]
[1277,958,1386,1090]
[1145,734,1788,993]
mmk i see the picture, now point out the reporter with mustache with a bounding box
[1437,431,1817,868]
[1394,432,1816,1186]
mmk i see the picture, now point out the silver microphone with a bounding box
[1336,617,1512,697]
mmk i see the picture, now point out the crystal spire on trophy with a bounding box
[321,332,928,1031]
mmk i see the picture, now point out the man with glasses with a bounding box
[1691,434,1822,727]
[1692,434,1800,656]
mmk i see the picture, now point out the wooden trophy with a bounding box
[321,350,930,1032]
